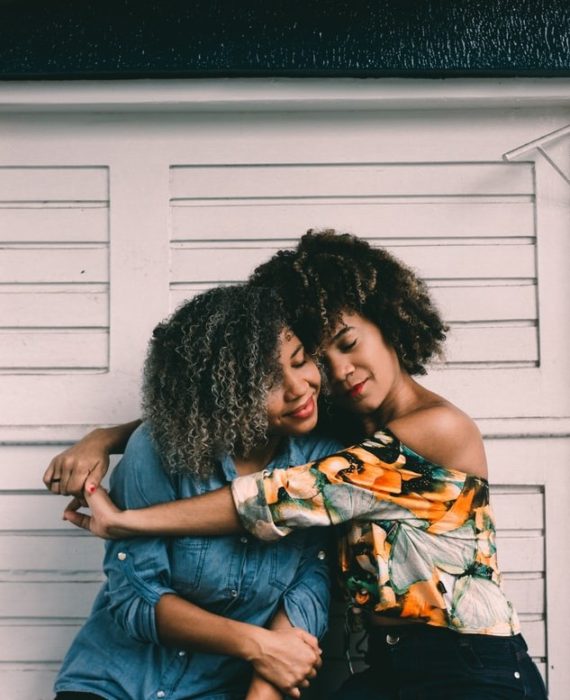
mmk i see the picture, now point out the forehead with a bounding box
[279,328,301,350]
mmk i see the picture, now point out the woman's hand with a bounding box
[245,673,283,700]
[43,429,111,497]
[248,627,321,698]
[63,486,132,539]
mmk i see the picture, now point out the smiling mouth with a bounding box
[347,380,367,399]
[287,396,315,419]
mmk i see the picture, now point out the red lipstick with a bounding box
[348,380,367,399]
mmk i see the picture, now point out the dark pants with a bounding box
[330,627,547,700]
[55,694,105,700]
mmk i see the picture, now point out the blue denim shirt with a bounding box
[55,425,341,700]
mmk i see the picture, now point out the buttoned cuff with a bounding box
[231,472,291,541]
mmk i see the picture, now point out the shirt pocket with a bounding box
[170,537,210,595]
[268,532,305,591]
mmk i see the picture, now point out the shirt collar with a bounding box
[219,436,303,482]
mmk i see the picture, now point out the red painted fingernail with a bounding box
[87,484,96,494]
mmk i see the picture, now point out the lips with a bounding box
[347,379,367,399]
[287,395,316,420]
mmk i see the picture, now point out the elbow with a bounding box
[107,596,160,644]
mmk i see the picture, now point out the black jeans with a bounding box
[330,627,547,699]
[55,693,105,700]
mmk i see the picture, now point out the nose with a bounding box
[283,369,309,400]
[326,353,354,385]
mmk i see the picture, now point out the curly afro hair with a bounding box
[249,230,447,376]
[142,285,288,477]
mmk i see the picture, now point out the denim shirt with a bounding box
[55,424,341,700]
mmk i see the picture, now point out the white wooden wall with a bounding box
[0,80,569,699]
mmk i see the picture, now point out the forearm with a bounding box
[246,610,292,700]
[118,486,244,537]
[95,419,142,454]
[156,593,263,658]
[156,594,320,697]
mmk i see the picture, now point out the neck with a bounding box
[367,373,424,434]
[234,434,282,476]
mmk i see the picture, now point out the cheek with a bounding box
[265,393,284,425]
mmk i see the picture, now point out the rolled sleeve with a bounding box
[282,530,331,640]
[231,471,291,541]
[103,425,179,644]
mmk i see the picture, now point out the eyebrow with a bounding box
[290,342,304,359]
[330,325,352,343]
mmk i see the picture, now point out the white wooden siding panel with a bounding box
[0,582,101,618]
[0,536,103,570]
[0,288,108,327]
[432,284,537,322]
[171,200,535,241]
[171,284,539,323]
[2,625,81,662]
[491,492,543,530]
[0,330,108,369]
[0,247,108,284]
[496,535,544,572]
[0,168,108,202]
[171,162,534,198]
[0,667,58,700]
[170,243,535,282]
[0,206,108,243]
[445,326,538,364]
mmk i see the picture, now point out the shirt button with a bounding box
[117,552,127,561]
[156,692,165,698]
[514,671,521,679]
[317,550,326,560]
[240,536,248,544]
[230,589,238,598]
[178,650,186,657]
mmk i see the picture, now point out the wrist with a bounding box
[89,427,115,454]
[235,623,268,663]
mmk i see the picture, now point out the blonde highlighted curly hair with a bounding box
[142,285,287,476]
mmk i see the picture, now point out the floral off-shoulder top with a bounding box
[231,428,520,636]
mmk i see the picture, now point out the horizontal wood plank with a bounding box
[0,206,108,243]
[0,168,108,202]
[502,576,544,615]
[0,666,59,700]
[432,284,537,323]
[171,200,535,241]
[0,247,108,284]
[0,330,108,369]
[171,163,534,199]
[0,581,102,617]
[445,325,538,364]
[0,535,103,570]
[492,492,544,531]
[0,289,108,328]
[495,534,544,573]
[170,242,536,283]
[0,624,81,662]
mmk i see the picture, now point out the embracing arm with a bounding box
[44,420,141,496]
[64,481,242,538]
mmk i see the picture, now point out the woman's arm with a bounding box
[154,595,320,698]
[43,420,141,496]
[246,609,310,700]
[64,482,242,538]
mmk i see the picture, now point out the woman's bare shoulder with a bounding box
[386,403,488,479]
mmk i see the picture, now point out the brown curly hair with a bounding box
[250,230,447,376]
[142,285,287,477]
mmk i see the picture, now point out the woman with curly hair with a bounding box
[52,284,341,700]
[52,232,546,699]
